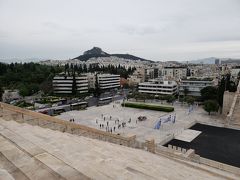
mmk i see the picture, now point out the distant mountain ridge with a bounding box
[73,47,153,62]
[186,57,240,64]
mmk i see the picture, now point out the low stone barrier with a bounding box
[159,134,174,145]
[0,102,137,148]
[200,157,240,176]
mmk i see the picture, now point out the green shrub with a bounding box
[122,102,174,112]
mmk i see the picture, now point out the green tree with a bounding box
[200,86,217,101]
[72,73,77,95]
[217,77,225,108]
[203,100,219,115]
[185,96,195,105]
[0,86,3,101]
[183,88,189,96]
[165,95,176,103]
[19,85,29,97]
[238,71,240,80]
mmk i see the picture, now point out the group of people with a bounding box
[96,114,137,133]
[69,118,75,122]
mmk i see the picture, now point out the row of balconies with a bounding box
[139,87,177,91]
[139,85,177,89]
[139,90,176,95]
[100,84,120,89]
[99,77,120,80]
[99,80,120,84]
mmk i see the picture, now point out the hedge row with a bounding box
[122,102,174,112]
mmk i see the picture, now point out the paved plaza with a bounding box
[57,101,205,144]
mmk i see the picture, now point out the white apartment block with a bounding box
[97,74,120,90]
[138,79,178,95]
[53,75,88,94]
[179,78,215,97]
[75,76,89,94]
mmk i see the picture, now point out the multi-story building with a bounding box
[128,75,143,87]
[161,66,187,80]
[52,76,73,94]
[179,78,215,97]
[127,68,147,86]
[97,74,120,90]
[231,66,240,78]
[86,73,96,89]
[147,68,159,79]
[53,75,88,94]
[133,68,147,82]
[138,79,178,95]
[75,76,89,94]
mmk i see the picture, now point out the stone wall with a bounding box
[200,157,240,176]
[225,81,240,124]
[222,91,235,116]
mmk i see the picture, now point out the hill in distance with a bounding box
[73,47,153,62]
[186,57,240,64]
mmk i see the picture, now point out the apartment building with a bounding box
[138,79,178,95]
[231,66,240,78]
[161,66,188,80]
[179,78,215,97]
[147,68,159,79]
[128,75,142,87]
[53,75,88,94]
[97,74,120,90]
[75,76,89,94]
[127,68,148,86]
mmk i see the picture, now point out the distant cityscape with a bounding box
[1,46,239,179]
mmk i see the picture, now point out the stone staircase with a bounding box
[0,120,89,180]
[0,119,239,180]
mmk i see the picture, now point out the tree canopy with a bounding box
[203,100,219,115]
[0,62,63,96]
[200,86,218,101]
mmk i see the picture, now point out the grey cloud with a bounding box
[0,0,240,61]
[119,25,163,36]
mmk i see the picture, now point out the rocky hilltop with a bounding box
[73,47,153,62]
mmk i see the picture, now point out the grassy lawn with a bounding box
[121,101,174,112]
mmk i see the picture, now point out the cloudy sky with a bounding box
[0,0,240,62]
